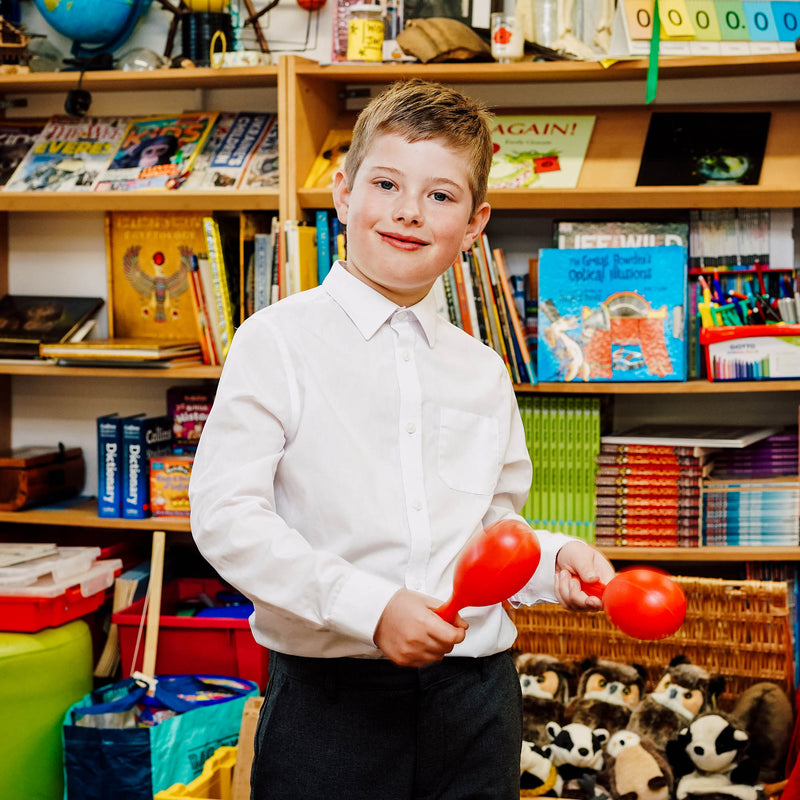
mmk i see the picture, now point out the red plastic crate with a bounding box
[113,577,269,691]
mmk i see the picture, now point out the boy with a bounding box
[189,79,615,799]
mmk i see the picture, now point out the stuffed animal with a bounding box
[546,720,609,798]
[666,712,760,800]
[521,739,562,797]
[568,657,647,735]
[516,653,575,748]
[730,681,794,784]
[629,655,725,753]
[597,729,674,800]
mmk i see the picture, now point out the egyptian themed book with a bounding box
[537,245,688,382]
[487,115,595,189]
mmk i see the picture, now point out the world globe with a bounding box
[31,0,154,57]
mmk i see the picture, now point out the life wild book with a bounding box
[487,115,595,189]
[636,111,771,187]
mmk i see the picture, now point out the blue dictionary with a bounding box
[537,245,688,382]
[97,413,122,518]
[121,414,173,519]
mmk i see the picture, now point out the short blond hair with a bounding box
[343,79,493,216]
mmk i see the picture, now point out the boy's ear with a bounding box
[460,201,491,252]
[332,169,350,224]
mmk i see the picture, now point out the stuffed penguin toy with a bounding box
[598,730,674,800]
[516,653,575,748]
[629,655,725,753]
[666,712,759,800]
[568,657,647,735]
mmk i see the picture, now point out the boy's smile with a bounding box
[333,133,490,307]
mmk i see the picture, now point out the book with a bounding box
[303,129,351,189]
[283,220,318,295]
[203,216,236,359]
[240,212,272,321]
[97,413,123,518]
[4,115,127,192]
[0,119,46,186]
[602,424,780,449]
[636,111,771,187]
[187,255,218,365]
[487,115,595,189]
[537,245,688,382]
[493,247,535,383]
[0,294,104,358]
[105,211,211,343]
[237,114,279,190]
[181,112,275,191]
[39,337,202,362]
[167,385,216,454]
[554,219,690,251]
[121,414,173,519]
[94,111,218,191]
[316,209,332,284]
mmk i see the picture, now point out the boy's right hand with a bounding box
[373,588,468,667]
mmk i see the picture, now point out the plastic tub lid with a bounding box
[0,546,101,588]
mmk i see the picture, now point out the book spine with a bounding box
[188,253,218,365]
[316,209,332,284]
[122,416,173,519]
[451,256,473,336]
[253,232,271,312]
[493,247,536,384]
[203,216,236,359]
[97,414,121,518]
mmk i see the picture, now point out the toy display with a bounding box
[516,652,574,748]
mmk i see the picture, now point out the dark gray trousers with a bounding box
[251,649,522,800]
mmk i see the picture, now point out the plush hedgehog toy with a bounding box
[546,721,609,799]
[666,712,759,800]
[516,653,575,748]
[629,656,725,753]
[568,657,647,735]
[597,730,674,800]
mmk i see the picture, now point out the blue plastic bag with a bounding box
[62,674,258,800]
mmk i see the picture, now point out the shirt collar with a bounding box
[323,261,439,347]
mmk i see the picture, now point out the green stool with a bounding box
[0,620,93,800]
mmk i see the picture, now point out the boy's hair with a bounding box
[343,78,493,216]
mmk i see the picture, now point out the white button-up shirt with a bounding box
[189,262,570,658]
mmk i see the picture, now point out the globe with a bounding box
[31,0,154,58]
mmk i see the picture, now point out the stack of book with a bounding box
[518,395,601,542]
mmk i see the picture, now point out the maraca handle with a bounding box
[434,597,459,624]
[580,580,607,600]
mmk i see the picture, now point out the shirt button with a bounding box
[406,422,416,434]
[395,310,408,322]
[411,500,422,511]
[402,350,411,361]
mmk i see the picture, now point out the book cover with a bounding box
[315,209,332,284]
[4,115,127,192]
[203,216,236,359]
[167,385,215,454]
[181,112,274,191]
[94,111,218,191]
[487,115,595,189]
[105,211,211,342]
[537,245,688,382]
[284,220,318,295]
[303,129,352,189]
[237,114,279,190]
[0,294,104,358]
[121,414,173,519]
[0,119,46,186]
[554,219,690,250]
[97,413,123,518]
[636,111,770,187]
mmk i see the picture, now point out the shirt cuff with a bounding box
[510,529,574,606]
[326,569,401,647]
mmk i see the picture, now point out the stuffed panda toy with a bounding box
[520,740,562,797]
[666,712,760,800]
[568,657,647,735]
[515,653,575,748]
[546,721,609,798]
[629,655,725,753]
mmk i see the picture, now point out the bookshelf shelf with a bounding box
[0,362,222,379]
[601,545,800,562]
[515,379,800,395]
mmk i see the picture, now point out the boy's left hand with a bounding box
[553,540,615,611]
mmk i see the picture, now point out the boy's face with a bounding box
[332,133,490,307]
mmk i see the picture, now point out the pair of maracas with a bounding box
[435,519,687,641]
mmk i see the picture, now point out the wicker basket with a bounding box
[511,576,795,707]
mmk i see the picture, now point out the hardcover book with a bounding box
[487,115,595,189]
[537,245,688,382]
[94,111,218,191]
[97,413,124,518]
[0,294,104,358]
[0,119,46,186]
[554,219,689,250]
[4,115,127,192]
[121,414,173,519]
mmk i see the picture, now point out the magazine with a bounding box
[94,111,218,191]
[4,116,128,192]
[0,120,46,186]
[237,114,279,190]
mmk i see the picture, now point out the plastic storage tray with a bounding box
[0,546,101,588]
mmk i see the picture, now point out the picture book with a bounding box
[554,219,690,250]
[537,245,688,382]
[636,111,771,187]
[105,211,211,342]
[487,115,595,189]
[94,111,218,191]
[40,337,202,363]
[237,114,279,190]
[0,120,46,186]
[303,129,352,189]
[121,414,173,519]
[0,294,104,358]
[182,112,276,191]
[4,116,128,192]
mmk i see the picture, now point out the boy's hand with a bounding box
[553,540,616,612]
[374,588,468,667]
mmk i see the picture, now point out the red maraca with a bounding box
[435,519,541,623]
[581,566,686,640]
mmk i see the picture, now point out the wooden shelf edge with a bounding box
[0,362,222,379]
[514,379,800,394]
[600,545,800,561]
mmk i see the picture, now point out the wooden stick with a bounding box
[141,530,166,679]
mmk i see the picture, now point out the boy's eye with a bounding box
[377,179,395,190]
[431,191,450,202]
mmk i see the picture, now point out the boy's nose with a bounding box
[392,197,422,225]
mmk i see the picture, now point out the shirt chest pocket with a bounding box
[438,407,500,496]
